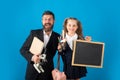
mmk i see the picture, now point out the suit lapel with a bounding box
[37,29,44,42]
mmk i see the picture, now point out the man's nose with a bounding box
[45,19,50,23]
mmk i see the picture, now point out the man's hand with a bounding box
[31,55,40,63]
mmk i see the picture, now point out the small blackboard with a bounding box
[72,40,105,68]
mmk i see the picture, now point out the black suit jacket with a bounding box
[20,29,60,80]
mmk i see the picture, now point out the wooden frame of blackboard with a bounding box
[72,40,105,68]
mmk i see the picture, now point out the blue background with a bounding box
[0,0,120,80]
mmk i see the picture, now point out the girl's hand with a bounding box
[57,43,62,52]
[58,43,62,50]
[60,38,66,43]
[85,36,92,41]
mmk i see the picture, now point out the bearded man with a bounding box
[20,10,60,80]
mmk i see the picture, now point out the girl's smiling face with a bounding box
[66,19,78,35]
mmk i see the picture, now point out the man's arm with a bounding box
[20,30,34,63]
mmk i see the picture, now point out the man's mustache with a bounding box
[44,23,51,26]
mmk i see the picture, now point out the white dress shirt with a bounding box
[43,30,52,48]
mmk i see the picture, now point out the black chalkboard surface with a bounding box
[72,40,105,68]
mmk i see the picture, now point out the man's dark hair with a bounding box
[42,10,55,20]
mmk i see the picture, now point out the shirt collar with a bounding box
[43,30,52,37]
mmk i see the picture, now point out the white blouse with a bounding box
[66,33,78,50]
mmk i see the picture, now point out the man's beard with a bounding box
[43,23,54,32]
